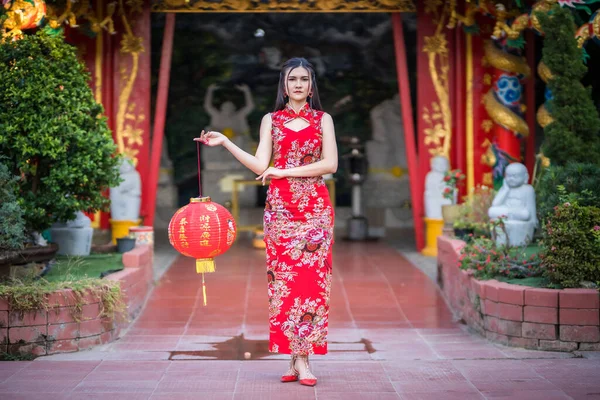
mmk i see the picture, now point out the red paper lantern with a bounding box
[168,197,237,274]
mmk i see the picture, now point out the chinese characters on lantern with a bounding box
[199,214,211,247]
[179,217,189,248]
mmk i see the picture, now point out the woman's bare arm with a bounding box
[221,113,273,175]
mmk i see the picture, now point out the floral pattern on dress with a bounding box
[265,103,334,355]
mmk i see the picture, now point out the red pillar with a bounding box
[145,13,176,228]
[525,31,536,178]
[495,127,521,161]
[454,26,466,197]
[391,13,423,250]
[101,21,115,230]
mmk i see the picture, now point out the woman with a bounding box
[195,57,337,386]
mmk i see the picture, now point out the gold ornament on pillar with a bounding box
[114,0,145,166]
[422,0,452,159]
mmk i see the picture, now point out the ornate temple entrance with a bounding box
[9,1,599,252]
[147,0,422,246]
[0,0,480,252]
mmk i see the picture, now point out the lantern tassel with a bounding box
[202,273,207,307]
[196,258,215,273]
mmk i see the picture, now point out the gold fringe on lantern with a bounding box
[196,258,215,274]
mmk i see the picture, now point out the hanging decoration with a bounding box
[167,142,237,306]
[168,197,237,275]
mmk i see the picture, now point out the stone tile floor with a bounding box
[1,240,599,399]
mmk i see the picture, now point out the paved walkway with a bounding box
[1,240,599,399]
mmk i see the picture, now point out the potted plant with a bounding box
[453,202,476,240]
[0,31,121,255]
[116,234,137,254]
[441,169,465,225]
[453,219,477,240]
[467,185,495,238]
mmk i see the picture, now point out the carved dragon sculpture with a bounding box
[2,0,46,40]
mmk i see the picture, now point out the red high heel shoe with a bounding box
[280,356,299,383]
[296,355,317,387]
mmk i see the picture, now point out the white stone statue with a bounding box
[488,163,537,247]
[203,83,255,171]
[110,158,141,221]
[366,93,406,180]
[204,83,254,139]
[424,155,452,219]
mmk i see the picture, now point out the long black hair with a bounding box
[273,57,323,111]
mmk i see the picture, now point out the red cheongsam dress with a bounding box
[264,103,334,356]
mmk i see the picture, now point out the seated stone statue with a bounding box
[488,162,537,247]
[424,155,452,219]
[110,158,141,221]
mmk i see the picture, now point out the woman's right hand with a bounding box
[194,130,228,147]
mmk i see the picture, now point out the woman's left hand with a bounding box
[256,167,287,185]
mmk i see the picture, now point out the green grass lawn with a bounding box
[43,253,124,282]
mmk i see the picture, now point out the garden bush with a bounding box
[0,31,121,234]
[537,6,600,166]
[536,163,600,223]
[542,198,600,288]
[0,160,26,251]
[459,234,543,280]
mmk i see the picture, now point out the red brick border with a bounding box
[437,236,600,351]
[0,245,154,356]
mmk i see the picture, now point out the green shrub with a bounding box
[453,186,496,236]
[537,7,600,166]
[0,160,26,251]
[453,202,474,229]
[541,199,600,288]
[536,163,600,222]
[466,185,495,233]
[0,31,121,233]
[458,235,543,280]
